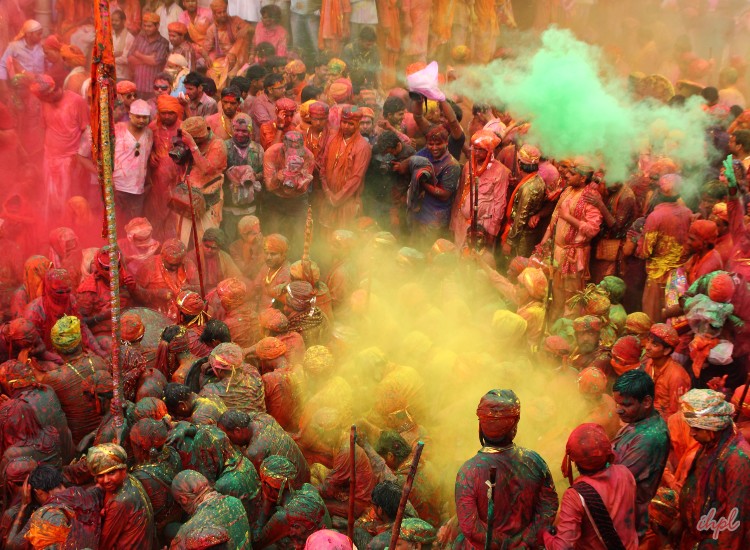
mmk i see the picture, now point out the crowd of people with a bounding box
[2,1,750,549]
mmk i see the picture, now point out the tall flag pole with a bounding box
[91,0,124,428]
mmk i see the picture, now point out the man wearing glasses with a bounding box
[113,99,154,225]
[250,73,286,141]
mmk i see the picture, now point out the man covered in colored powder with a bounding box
[454,389,558,549]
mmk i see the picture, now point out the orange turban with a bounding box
[259,308,289,332]
[329,78,352,103]
[142,12,160,24]
[708,273,735,303]
[181,116,209,139]
[121,312,145,342]
[518,268,547,301]
[290,260,320,283]
[264,234,288,254]
[562,423,614,480]
[168,22,188,35]
[157,94,184,118]
[359,107,374,119]
[256,337,287,360]
[176,290,206,317]
[577,367,607,395]
[60,44,86,67]
[116,80,137,95]
[689,219,719,245]
[217,277,247,310]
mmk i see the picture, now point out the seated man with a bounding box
[199,342,266,413]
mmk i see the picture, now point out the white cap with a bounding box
[129,99,151,117]
[167,53,188,68]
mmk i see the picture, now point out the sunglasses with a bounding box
[134,142,141,157]
[124,93,137,99]
[153,84,170,91]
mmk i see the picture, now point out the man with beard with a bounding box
[255,234,292,310]
[206,86,242,140]
[566,315,611,373]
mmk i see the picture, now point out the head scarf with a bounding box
[0,359,35,393]
[22,256,52,303]
[712,202,728,222]
[577,367,607,395]
[689,219,719,245]
[285,59,306,75]
[209,342,243,372]
[168,21,188,34]
[87,443,128,475]
[14,20,42,41]
[264,234,288,254]
[167,53,188,68]
[260,455,296,488]
[121,312,145,342]
[259,308,289,333]
[161,239,187,264]
[611,335,643,375]
[518,268,547,301]
[50,315,81,354]
[625,312,652,335]
[649,323,679,348]
[60,44,86,67]
[29,74,56,98]
[491,310,528,343]
[309,101,329,118]
[327,58,347,76]
[156,94,184,118]
[598,276,626,304]
[400,519,437,543]
[476,389,521,440]
[708,272,735,303]
[182,116,209,139]
[256,337,287,360]
[573,315,603,333]
[562,423,614,483]
[303,345,334,375]
[680,389,735,431]
[43,34,63,51]
[543,335,570,357]
[176,290,206,318]
[142,12,161,24]
[304,530,353,550]
[216,278,247,310]
[471,129,501,152]
[276,98,297,113]
[286,281,316,311]
[116,80,137,95]
[24,504,73,549]
[359,107,374,120]
[329,79,352,103]
[518,144,541,164]
[341,105,363,122]
[172,470,212,504]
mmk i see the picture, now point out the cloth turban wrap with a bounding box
[287,281,316,311]
[584,292,611,317]
[15,20,42,40]
[172,470,210,498]
[210,342,243,371]
[142,12,161,24]
[130,418,168,450]
[60,44,85,66]
[177,290,206,316]
[573,315,602,332]
[264,234,288,254]
[329,79,352,102]
[650,323,679,348]
[359,107,375,120]
[126,217,155,243]
[24,504,73,548]
[168,22,188,34]
[82,370,113,395]
[649,157,678,177]
[237,215,260,235]
[508,256,530,279]
[564,423,614,473]
[599,276,626,304]
[51,315,81,353]
[30,74,56,97]
[121,312,145,342]
[162,238,186,263]
[157,94,184,117]
[256,337,287,360]
[712,202,728,222]
[276,98,297,113]
[491,310,528,342]
[476,389,521,439]
[299,100,314,119]
[471,129,501,152]
[518,267,547,301]
[232,112,252,131]
[374,231,397,247]
[305,530,353,550]
[708,272,735,303]
[285,59,306,74]
[341,105,363,121]
[259,308,289,332]
[309,101,329,118]
[167,53,189,68]
[543,335,570,356]
[290,260,320,283]
[327,58,347,75]
[116,80,137,94]
[400,518,437,543]
[577,367,607,395]
[625,312,652,334]
[4,456,37,484]
[87,443,128,475]
[217,278,247,309]
[689,219,719,245]
[518,144,541,164]
[260,455,296,487]
[133,397,168,422]
[0,359,34,392]
[7,317,39,347]
[182,116,209,139]
[680,389,735,431]
[611,335,643,369]
[424,125,449,142]
[303,345,334,375]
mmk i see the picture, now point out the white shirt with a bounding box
[112,28,135,80]
[229,0,262,22]
[157,3,185,40]
[113,122,153,194]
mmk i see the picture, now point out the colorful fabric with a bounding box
[599,276,626,304]
[543,335,570,356]
[210,342,244,371]
[260,455,296,487]
[24,504,73,548]
[256,337,287,360]
[689,219,719,245]
[87,443,128,475]
[259,308,289,333]
[572,315,602,332]
[121,312,145,342]
[625,312,652,334]
[649,323,679,348]
[518,268,547,301]
[50,315,81,353]
[476,389,521,439]
[303,345,334,375]
[564,422,613,473]
[117,80,137,94]
[176,290,206,317]
[264,234,289,254]
[680,389,735,431]
[577,367,607,395]
[708,272,735,303]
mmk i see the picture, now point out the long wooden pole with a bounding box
[92,0,123,427]
[347,425,357,541]
[388,441,425,550]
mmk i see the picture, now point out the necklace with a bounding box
[265,265,283,284]
[333,137,350,168]
[221,114,234,137]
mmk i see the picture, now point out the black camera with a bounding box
[375,153,395,174]
[169,129,192,165]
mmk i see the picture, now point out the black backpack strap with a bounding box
[571,481,626,550]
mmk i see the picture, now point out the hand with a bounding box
[707,375,728,392]
[528,214,540,229]
[122,273,135,288]
[392,159,409,175]
[181,131,197,150]
[226,53,237,69]
[21,476,32,506]
[723,155,738,189]
[583,193,603,209]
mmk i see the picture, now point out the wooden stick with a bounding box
[347,425,357,541]
[184,167,206,298]
[388,441,425,550]
[484,467,497,550]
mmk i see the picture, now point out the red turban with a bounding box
[29,75,56,98]
[689,219,718,245]
[157,94,184,117]
[276,98,297,113]
[359,107,375,120]
[256,337,287,360]
[309,101,329,118]
[625,312,652,334]
[217,278,247,310]
[649,323,679,348]
[341,106,363,122]
[611,335,643,375]
[543,335,570,356]
[259,308,289,332]
[43,35,63,52]
[60,44,86,67]
[116,80,137,95]
[573,315,602,332]
[176,290,206,317]
[264,234,288,254]
[708,273,735,303]
[167,22,188,35]
[577,367,607,395]
[563,423,614,480]
[471,129,501,152]
[287,281,316,311]
[329,78,352,103]
[476,389,520,440]
[121,312,145,342]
